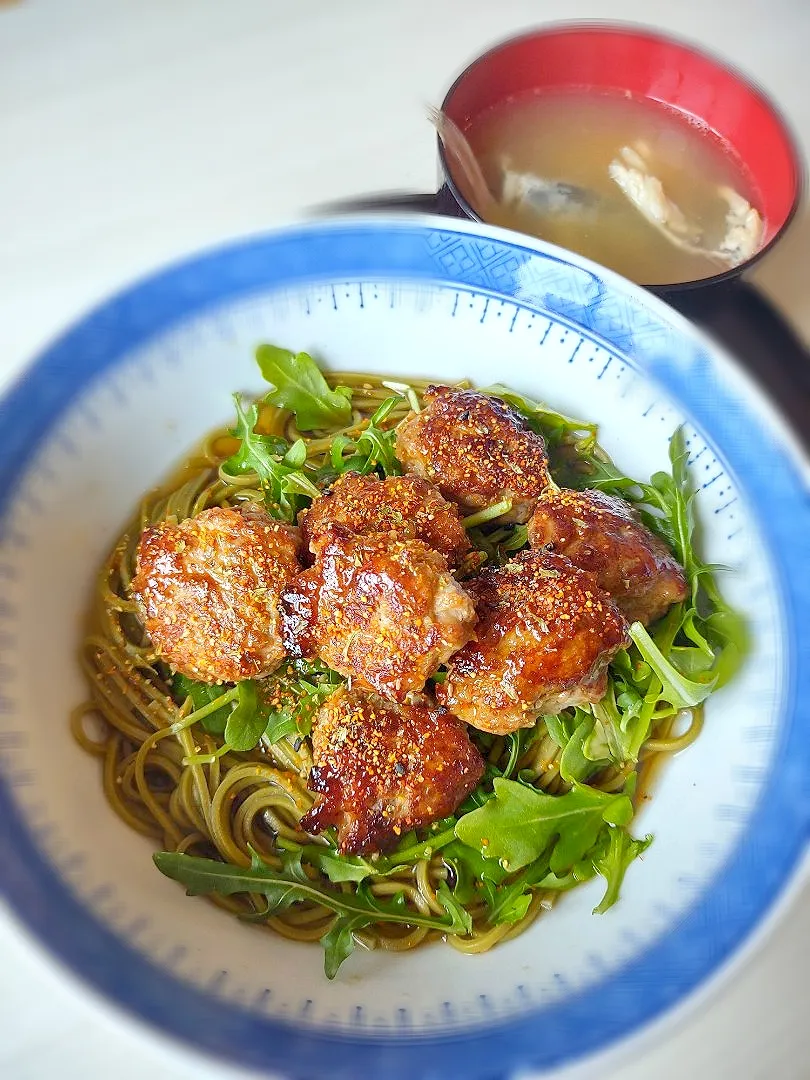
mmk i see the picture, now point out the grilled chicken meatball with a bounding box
[281,526,476,701]
[131,503,302,684]
[395,385,551,523]
[528,488,688,626]
[300,686,484,854]
[436,550,629,734]
[299,471,471,568]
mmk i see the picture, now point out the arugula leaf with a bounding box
[321,914,368,979]
[295,845,382,884]
[450,790,649,924]
[491,889,533,923]
[171,673,234,735]
[454,778,632,873]
[436,881,474,934]
[209,659,344,751]
[256,345,352,431]
[482,855,555,924]
[283,658,344,737]
[222,395,321,521]
[544,711,576,750]
[263,711,298,745]
[286,825,458,887]
[629,622,717,707]
[558,714,611,784]
[153,850,471,978]
[482,385,598,453]
[442,840,508,906]
[172,661,342,754]
[322,395,403,480]
[592,827,652,914]
[223,395,288,478]
[589,672,654,767]
[224,680,267,751]
[501,725,540,780]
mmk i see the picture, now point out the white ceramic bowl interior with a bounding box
[0,218,808,1080]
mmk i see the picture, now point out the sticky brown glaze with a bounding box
[299,471,471,568]
[300,686,484,854]
[281,526,476,701]
[436,550,629,734]
[528,488,688,626]
[131,503,302,684]
[395,385,551,523]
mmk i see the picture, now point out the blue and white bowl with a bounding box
[1,217,809,1080]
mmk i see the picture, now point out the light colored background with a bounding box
[0,1,808,1078]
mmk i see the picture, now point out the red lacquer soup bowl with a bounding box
[438,22,803,295]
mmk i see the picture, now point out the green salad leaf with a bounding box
[171,674,234,735]
[628,621,717,707]
[454,777,633,874]
[153,849,471,978]
[171,660,342,753]
[591,827,653,914]
[256,344,352,431]
[482,385,598,453]
[277,820,459,888]
[309,849,382,884]
[224,681,267,751]
[223,395,288,478]
[575,430,747,688]
[320,915,367,979]
[558,714,611,783]
[222,395,321,521]
[279,658,344,737]
[442,839,509,905]
[319,395,403,481]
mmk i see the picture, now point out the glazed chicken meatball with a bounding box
[528,488,688,626]
[300,686,484,854]
[131,503,302,684]
[299,471,471,568]
[281,526,476,701]
[395,385,551,523]
[436,550,629,735]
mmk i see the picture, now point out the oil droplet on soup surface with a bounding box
[462,90,760,285]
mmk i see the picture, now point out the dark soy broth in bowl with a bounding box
[463,90,761,285]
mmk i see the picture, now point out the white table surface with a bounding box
[1,1,808,1078]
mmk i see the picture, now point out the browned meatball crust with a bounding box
[131,503,302,684]
[528,488,688,626]
[281,526,476,701]
[436,550,629,734]
[300,686,484,854]
[395,385,551,523]
[299,471,471,567]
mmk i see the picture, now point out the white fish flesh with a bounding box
[608,141,762,268]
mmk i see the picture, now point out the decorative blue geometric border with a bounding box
[1,220,809,1080]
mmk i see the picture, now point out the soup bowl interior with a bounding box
[440,22,803,291]
[1,218,809,1080]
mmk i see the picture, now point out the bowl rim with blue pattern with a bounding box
[0,216,809,1080]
